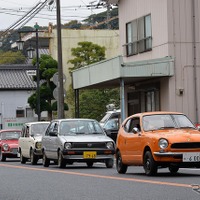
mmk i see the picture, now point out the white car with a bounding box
[42,119,115,168]
[18,121,50,165]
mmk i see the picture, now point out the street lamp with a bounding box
[27,45,35,59]
[17,24,41,121]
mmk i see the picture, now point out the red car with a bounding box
[0,129,21,161]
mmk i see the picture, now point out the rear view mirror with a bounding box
[132,127,139,133]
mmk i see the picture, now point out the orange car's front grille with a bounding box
[171,142,200,149]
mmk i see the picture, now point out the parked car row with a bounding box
[2,119,115,169]
[1,111,200,176]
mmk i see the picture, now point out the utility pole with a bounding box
[56,0,65,119]
[106,3,111,29]
[35,23,41,121]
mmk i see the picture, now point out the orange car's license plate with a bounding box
[83,151,96,159]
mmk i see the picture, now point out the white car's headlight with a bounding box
[158,139,168,149]
[3,144,9,151]
[64,142,72,149]
[35,142,42,149]
[106,142,114,149]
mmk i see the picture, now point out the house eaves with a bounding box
[0,64,37,90]
[72,56,174,89]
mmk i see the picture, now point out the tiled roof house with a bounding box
[0,64,37,129]
[0,64,37,89]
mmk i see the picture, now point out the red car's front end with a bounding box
[0,129,21,161]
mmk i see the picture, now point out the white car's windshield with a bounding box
[142,114,195,131]
[31,123,49,136]
[60,120,104,136]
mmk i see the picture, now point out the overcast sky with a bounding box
[0,0,107,30]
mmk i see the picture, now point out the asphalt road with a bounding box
[0,159,200,200]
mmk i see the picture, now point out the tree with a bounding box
[28,54,68,120]
[68,41,106,71]
[0,51,26,64]
[68,41,120,120]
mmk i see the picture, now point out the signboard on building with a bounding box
[2,117,36,130]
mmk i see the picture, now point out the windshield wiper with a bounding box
[157,126,176,130]
[75,132,86,135]
[179,126,195,129]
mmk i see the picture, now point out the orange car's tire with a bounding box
[116,151,128,174]
[143,151,157,176]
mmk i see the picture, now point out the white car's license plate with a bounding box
[183,153,200,162]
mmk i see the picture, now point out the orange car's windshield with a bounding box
[142,114,195,131]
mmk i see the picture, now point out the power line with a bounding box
[0,1,48,37]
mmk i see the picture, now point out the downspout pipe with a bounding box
[120,78,125,122]
[192,0,198,124]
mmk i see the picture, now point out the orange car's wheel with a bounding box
[143,151,157,176]
[116,151,127,174]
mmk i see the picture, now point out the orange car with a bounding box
[116,111,200,176]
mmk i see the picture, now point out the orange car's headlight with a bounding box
[158,138,168,149]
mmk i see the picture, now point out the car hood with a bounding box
[33,135,42,142]
[151,129,200,143]
[59,135,114,143]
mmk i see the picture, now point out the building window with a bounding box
[124,14,152,56]
[16,109,25,118]
[126,20,138,56]
[145,89,159,112]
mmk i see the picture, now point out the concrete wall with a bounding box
[49,29,120,92]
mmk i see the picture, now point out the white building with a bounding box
[0,64,37,129]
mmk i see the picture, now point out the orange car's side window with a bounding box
[124,118,141,133]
